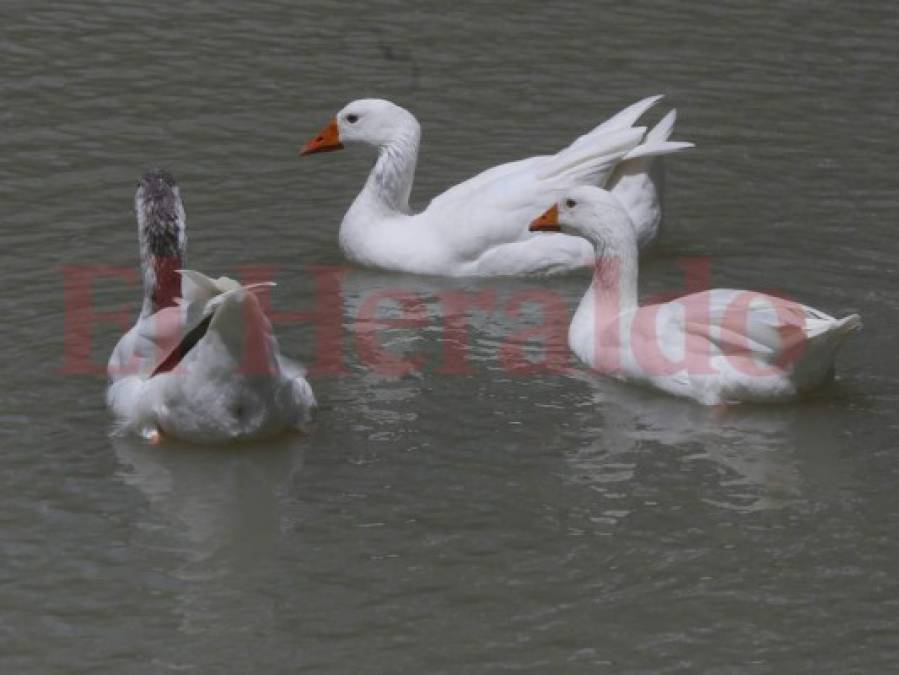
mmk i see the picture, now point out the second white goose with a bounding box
[529,186,862,405]
[300,96,692,277]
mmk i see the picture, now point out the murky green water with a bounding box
[2,1,897,672]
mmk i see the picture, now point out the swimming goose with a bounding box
[300,97,692,276]
[107,170,316,443]
[529,186,862,405]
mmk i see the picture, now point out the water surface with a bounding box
[2,1,898,672]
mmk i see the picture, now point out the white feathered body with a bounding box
[336,97,692,277]
[570,287,861,405]
[108,273,315,442]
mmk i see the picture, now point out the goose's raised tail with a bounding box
[609,108,694,248]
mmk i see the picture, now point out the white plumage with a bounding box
[300,96,692,277]
[107,171,315,443]
[531,186,861,405]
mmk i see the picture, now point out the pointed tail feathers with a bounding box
[827,314,863,342]
[792,313,861,392]
[836,313,863,333]
[547,103,692,192]
[605,109,692,247]
[621,140,694,162]
[807,313,862,341]
[646,108,677,143]
[538,126,646,187]
[801,313,861,370]
[622,110,694,161]
[569,95,665,153]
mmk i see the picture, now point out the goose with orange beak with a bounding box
[529,204,561,233]
[299,97,692,277]
[529,186,862,405]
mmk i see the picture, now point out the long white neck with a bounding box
[349,123,420,218]
[569,222,640,366]
[586,239,640,320]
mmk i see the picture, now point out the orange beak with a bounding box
[529,204,560,232]
[300,118,343,155]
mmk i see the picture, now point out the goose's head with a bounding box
[529,186,637,252]
[300,99,419,155]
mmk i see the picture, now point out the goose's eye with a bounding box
[346,114,359,124]
[565,199,577,208]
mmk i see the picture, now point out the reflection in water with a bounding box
[341,268,820,516]
[339,268,586,371]
[112,436,306,634]
[4,0,892,667]
[341,268,833,516]
[559,374,829,517]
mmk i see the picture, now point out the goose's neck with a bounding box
[138,223,185,318]
[574,237,640,333]
[353,125,420,216]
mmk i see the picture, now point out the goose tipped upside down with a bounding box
[106,171,316,443]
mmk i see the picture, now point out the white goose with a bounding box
[300,96,692,277]
[107,171,316,443]
[529,186,862,405]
